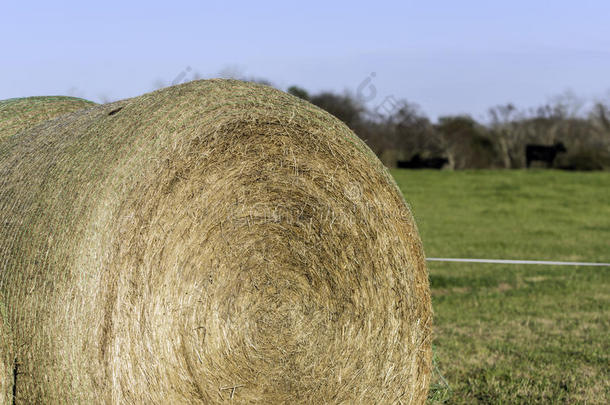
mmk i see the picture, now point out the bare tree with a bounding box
[488,103,519,168]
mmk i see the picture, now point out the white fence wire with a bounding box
[426,258,610,267]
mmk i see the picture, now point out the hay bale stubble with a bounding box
[0,292,13,405]
[0,80,431,404]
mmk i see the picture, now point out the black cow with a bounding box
[397,154,449,169]
[526,142,567,168]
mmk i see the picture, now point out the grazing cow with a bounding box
[526,142,567,168]
[397,154,449,169]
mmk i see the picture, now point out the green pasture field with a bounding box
[391,169,610,404]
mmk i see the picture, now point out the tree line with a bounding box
[285,85,610,170]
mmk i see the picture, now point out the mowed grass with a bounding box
[391,169,610,404]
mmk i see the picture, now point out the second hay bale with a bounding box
[0,79,432,404]
[0,96,95,141]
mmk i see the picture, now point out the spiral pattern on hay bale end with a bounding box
[0,79,431,404]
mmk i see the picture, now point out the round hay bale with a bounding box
[0,96,95,141]
[0,79,432,404]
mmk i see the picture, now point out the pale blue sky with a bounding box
[2,0,610,120]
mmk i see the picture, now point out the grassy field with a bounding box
[391,169,610,404]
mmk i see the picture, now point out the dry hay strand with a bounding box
[0,79,432,404]
[0,292,13,405]
[0,96,95,141]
